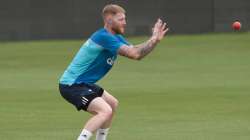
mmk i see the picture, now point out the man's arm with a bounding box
[118,19,168,60]
[118,37,158,60]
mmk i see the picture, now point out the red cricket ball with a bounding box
[232,21,241,30]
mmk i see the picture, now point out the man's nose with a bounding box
[123,20,126,26]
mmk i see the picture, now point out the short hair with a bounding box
[102,4,126,18]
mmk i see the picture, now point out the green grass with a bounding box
[0,32,250,140]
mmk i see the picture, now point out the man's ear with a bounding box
[107,18,112,24]
[105,15,113,25]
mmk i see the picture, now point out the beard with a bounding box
[112,26,125,35]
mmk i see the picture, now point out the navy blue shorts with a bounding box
[59,83,104,111]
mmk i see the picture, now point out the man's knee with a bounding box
[102,91,119,111]
[98,106,113,120]
[111,98,119,111]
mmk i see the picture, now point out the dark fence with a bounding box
[0,0,249,40]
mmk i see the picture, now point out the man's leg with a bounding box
[96,90,119,140]
[100,90,119,128]
[77,97,113,140]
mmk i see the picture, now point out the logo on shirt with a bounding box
[107,56,115,65]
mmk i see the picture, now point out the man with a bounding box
[59,4,168,140]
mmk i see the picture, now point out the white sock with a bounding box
[96,128,109,140]
[77,129,93,140]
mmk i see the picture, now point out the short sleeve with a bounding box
[116,35,131,46]
[91,29,126,54]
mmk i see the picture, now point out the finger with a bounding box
[156,22,165,37]
[159,27,169,38]
[153,23,160,33]
[157,29,168,40]
[158,18,162,24]
[155,18,162,28]
[165,22,169,30]
[161,22,167,31]
[162,27,169,36]
[154,18,160,28]
[158,19,163,28]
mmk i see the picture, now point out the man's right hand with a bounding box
[118,18,169,60]
[151,18,169,42]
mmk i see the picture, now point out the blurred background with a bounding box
[0,0,250,40]
[1,1,250,140]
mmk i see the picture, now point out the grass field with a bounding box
[0,32,250,140]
